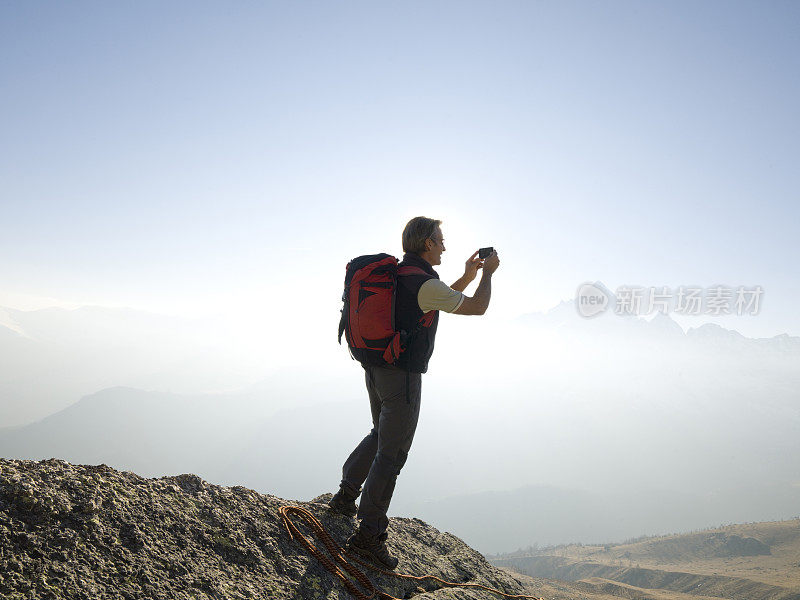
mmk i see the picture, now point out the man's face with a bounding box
[427,226,446,265]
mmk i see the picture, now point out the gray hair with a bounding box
[402,216,442,254]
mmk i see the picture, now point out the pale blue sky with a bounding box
[2,1,798,336]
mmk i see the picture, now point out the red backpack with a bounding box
[337,253,435,366]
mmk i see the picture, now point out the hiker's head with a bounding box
[403,216,445,266]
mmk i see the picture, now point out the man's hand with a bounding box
[483,250,500,275]
[463,250,484,282]
[450,251,484,293]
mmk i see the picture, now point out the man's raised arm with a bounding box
[454,251,499,315]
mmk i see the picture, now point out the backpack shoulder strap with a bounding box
[397,266,430,277]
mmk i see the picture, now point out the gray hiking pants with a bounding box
[340,364,422,537]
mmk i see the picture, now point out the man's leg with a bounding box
[339,365,383,498]
[356,367,421,537]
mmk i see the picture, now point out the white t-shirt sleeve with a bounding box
[417,279,465,313]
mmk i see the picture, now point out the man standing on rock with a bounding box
[329,216,500,570]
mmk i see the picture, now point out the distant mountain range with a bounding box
[0,304,346,427]
[2,297,797,427]
[516,283,800,356]
[0,305,222,426]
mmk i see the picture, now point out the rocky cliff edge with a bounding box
[0,458,544,600]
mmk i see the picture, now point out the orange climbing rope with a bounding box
[278,505,543,600]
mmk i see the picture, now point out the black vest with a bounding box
[395,253,440,374]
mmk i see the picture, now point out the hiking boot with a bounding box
[327,487,358,517]
[345,528,399,570]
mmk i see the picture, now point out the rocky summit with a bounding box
[0,458,541,599]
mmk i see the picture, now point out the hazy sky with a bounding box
[2,1,799,337]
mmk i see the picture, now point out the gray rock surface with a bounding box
[0,458,540,599]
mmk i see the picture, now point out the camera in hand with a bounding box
[478,247,494,259]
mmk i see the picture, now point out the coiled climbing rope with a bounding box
[278,505,543,600]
